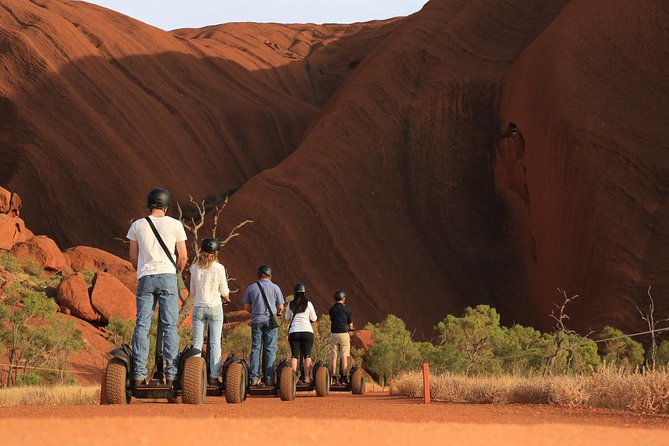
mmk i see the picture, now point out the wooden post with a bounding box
[422,363,430,404]
[99,369,107,405]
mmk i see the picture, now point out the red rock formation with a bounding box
[90,272,136,322]
[0,214,32,250]
[1,0,668,337]
[64,246,136,292]
[56,273,98,322]
[0,0,393,252]
[10,235,70,272]
[66,315,116,385]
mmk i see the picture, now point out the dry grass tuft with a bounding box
[392,365,669,414]
[0,385,100,406]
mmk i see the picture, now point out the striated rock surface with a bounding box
[90,272,135,322]
[1,0,667,336]
[64,246,136,292]
[10,235,70,272]
[56,273,98,322]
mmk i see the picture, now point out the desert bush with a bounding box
[0,252,22,273]
[222,324,251,359]
[392,365,669,414]
[365,315,423,385]
[106,316,134,348]
[81,269,97,286]
[0,385,99,406]
[0,289,84,386]
[657,340,669,368]
[596,326,644,369]
[22,259,43,277]
[14,372,41,386]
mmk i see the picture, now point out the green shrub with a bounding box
[597,326,645,369]
[22,259,43,277]
[106,316,135,348]
[0,252,22,273]
[14,372,41,386]
[81,269,97,286]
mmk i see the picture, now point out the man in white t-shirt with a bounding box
[126,188,188,387]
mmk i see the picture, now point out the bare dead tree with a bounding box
[636,286,669,371]
[176,196,206,259]
[544,288,579,376]
[175,194,253,327]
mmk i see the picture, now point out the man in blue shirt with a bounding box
[242,265,285,386]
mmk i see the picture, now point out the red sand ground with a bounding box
[0,393,667,445]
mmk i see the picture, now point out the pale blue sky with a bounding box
[82,1,429,30]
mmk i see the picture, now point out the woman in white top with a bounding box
[284,282,317,383]
[190,237,230,386]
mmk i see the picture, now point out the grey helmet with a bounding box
[201,237,220,254]
[294,283,306,294]
[257,264,272,278]
[147,188,171,210]
[334,290,346,301]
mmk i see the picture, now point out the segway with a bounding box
[222,348,296,402]
[103,318,207,404]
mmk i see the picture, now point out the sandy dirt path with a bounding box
[0,392,666,445]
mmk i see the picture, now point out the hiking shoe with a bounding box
[208,377,219,386]
[134,378,146,388]
[165,378,174,388]
[250,378,261,387]
[264,379,274,387]
[304,377,312,385]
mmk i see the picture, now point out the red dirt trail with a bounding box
[0,393,667,445]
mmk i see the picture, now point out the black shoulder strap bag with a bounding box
[256,281,281,330]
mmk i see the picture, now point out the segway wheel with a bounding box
[279,367,296,401]
[315,366,330,397]
[351,368,366,395]
[182,356,207,404]
[225,362,246,404]
[104,358,130,405]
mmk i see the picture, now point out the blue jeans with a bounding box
[192,304,224,379]
[249,320,278,383]
[132,273,180,380]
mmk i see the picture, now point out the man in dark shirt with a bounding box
[328,290,353,384]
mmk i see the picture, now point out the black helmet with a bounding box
[257,264,272,277]
[147,188,171,210]
[334,290,346,301]
[294,283,306,294]
[201,237,220,254]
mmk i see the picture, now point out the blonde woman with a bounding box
[190,237,230,385]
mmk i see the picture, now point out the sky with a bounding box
[82,1,429,30]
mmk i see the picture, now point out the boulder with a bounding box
[11,235,70,272]
[56,273,98,322]
[90,272,135,322]
[8,192,21,217]
[0,214,31,250]
[0,186,10,214]
[351,329,373,352]
[64,246,136,292]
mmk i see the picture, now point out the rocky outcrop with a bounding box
[64,246,136,292]
[0,186,21,217]
[90,272,135,322]
[56,273,98,322]
[0,214,32,251]
[10,235,70,272]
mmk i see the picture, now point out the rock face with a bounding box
[1,0,668,336]
[90,272,136,322]
[64,246,136,293]
[10,236,70,272]
[56,273,98,322]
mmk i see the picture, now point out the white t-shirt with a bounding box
[126,216,187,279]
[190,261,230,308]
[285,301,317,334]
